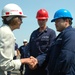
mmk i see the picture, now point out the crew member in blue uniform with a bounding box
[24,9,56,75]
[47,9,75,75]
[19,39,28,75]
[13,43,19,59]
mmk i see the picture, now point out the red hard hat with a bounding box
[36,9,49,19]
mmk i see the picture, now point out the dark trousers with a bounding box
[20,64,25,75]
[7,71,11,75]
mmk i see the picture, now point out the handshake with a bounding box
[21,56,38,69]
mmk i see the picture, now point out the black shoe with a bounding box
[20,71,23,75]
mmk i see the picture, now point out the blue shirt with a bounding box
[25,27,56,75]
[19,45,29,58]
[15,43,18,50]
[47,26,75,75]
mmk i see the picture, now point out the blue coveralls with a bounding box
[24,27,56,75]
[47,26,75,75]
